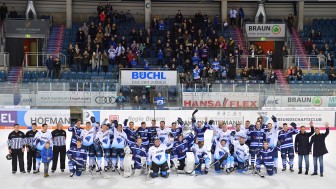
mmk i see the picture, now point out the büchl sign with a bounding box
[120,70,178,86]
[245,24,286,38]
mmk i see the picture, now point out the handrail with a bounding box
[24,52,67,69]
[0,52,9,68]
[284,55,326,71]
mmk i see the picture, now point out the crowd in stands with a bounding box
[0,3,18,20]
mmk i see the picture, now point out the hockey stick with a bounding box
[192,110,198,117]
[253,168,265,178]
[94,158,110,179]
[185,162,201,175]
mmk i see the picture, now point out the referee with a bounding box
[7,123,26,174]
[51,122,67,173]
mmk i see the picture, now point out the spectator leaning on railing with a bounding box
[45,56,54,79]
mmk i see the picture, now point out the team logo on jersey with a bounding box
[102,139,108,144]
[219,151,225,157]
[40,141,45,145]
[180,144,184,149]
[159,137,165,143]
[85,136,91,142]
[117,138,122,143]
[155,155,162,161]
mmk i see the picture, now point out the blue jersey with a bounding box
[137,127,150,146]
[173,141,188,160]
[130,143,147,167]
[182,132,195,151]
[248,129,266,149]
[148,126,158,146]
[278,128,298,149]
[212,61,221,71]
[154,97,165,109]
[257,147,277,166]
[67,146,87,165]
[192,123,210,142]
[191,56,200,65]
[193,69,201,79]
[123,127,137,145]
[171,128,183,140]
[68,126,83,146]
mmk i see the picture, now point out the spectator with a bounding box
[67,44,75,68]
[227,59,236,79]
[213,15,220,30]
[309,30,316,39]
[266,50,274,69]
[90,52,98,72]
[223,19,229,30]
[256,64,265,81]
[97,3,104,16]
[310,44,318,55]
[154,92,166,110]
[88,22,97,41]
[326,66,336,81]
[126,10,135,23]
[249,66,257,80]
[193,65,201,83]
[212,57,220,78]
[322,43,331,56]
[229,7,238,27]
[111,24,117,36]
[287,65,295,81]
[99,11,106,23]
[144,62,150,70]
[130,58,137,68]
[157,49,164,66]
[140,95,149,110]
[9,7,17,19]
[317,52,326,68]
[294,122,314,175]
[228,37,235,55]
[316,31,322,40]
[180,72,186,83]
[309,123,329,177]
[175,10,183,24]
[76,28,85,49]
[326,52,334,67]
[238,7,245,27]
[268,70,277,84]
[0,3,8,21]
[108,45,116,67]
[53,57,61,79]
[241,67,249,80]
[45,56,54,79]
[287,14,294,31]
[115,92,126,109]
[102,51,109,73]
[164,43,172,64]
[280,46,289,69]
[132,96,140,110]
[82,22,88,36]
[151,17,158,31]
[221,66,227,80]
[305,38,312,52]
[74,46,82,72]
[82,50,91,73]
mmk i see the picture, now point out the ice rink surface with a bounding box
[1,129,335,189]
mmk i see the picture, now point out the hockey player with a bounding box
[67,138,87,177]
[216,123,231,147]
[33,123,53,174]
[255,141,277,176]
[191,139,211,175]
[170,122,183,140]
[130,137,147,176]
[26,123,38,173]
[232,135,250,174]
[123,120,137,146]
[147,137,174,178]
[95,123,113,172]
[111,123,128,171]
[213,139,232,174]
[156,121,172,144]
[149,120,158,146]
[68,120,83,148]
[181,123,195,151]
[172,134,189,172]
[191,116,211,142]
[257,116,268,131]
[136,122,151,150]
[80,122,96,171]
[278,122,298,172]
[247,121,266,169]
[265,115,280,173]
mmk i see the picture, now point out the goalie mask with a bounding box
[183,123,192,135]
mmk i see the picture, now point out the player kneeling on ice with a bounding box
[172,134,189,173]
[214,139,233,174]
[67,139,87,177]
[232,135,250,174]
[256,141,277,176]
[192,139,210,175]
[126,137,148,177]
[147,137,174,178]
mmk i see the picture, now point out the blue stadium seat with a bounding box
[76,72,83,80]
[61,71,69,80]
[83,72,91,80]
[70,72,77,80]
[39,71,47,78]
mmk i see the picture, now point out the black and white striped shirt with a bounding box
[51,129,67,146]
[7,131,26,150]
[25,130,38,147]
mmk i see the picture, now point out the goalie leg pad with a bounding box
[184,152,195,173]
[123,154,133,177]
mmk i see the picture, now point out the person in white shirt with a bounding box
[229,7,238,27]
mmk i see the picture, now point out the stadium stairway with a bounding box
[232,27,249,67]
[275,69,291,94]
[290,28,311,68]
[6,67,22,83]
[45,25,66,56]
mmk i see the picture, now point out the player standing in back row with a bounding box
[278,122,298,172]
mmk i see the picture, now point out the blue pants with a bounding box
[298,155,309,170]
[84,144,96,157]
[68,160,84,176]
[214,156,234,173]
[280,147,294,168]
[256,159,274,176]
[235,157,248,174]
[250,148,261,165]
[313,156,324,174]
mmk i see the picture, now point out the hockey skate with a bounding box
[290,166,294,172]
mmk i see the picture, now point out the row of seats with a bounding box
[289,80,335,84]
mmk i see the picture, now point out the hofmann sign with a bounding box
[120,70,177,86]
[245,24,286,38]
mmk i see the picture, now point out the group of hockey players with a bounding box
[7,113,330,179]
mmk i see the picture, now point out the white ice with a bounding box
[1,129,335,189]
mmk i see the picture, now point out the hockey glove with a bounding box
[208,120,214,125]
[112,120,118,128]
[219,153,229,164]
[290,122,297,128]
[124,119,128,127]
[177,117,184,126]
[90,116,96,123]
[191,117,196,124]
[271,115,277,122]
[230,131,236,137]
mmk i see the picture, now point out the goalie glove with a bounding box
[271,115,277,123]
[191,117,196,124]
[208,120,214,125]
[90,116,96,123]
[290,122,297,128]
[112,120,118,128]
[124,119,128,127]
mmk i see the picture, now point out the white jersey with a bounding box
[34,131,53,151]
[232,140,250,162]
[111,130,128,149]
[265,122,279,148]
[148,143,173,165]
[217,129,231,147]
[231,130,247,142]
[191,144,210,163]
[209,124,220,142]
[213,140,230,160]
[80,127,96,146]
[229,9,237,18]
[156,128,172,144]
[95,129,113,149]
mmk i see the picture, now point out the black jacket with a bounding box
[310,128,329,157]
[294,126,314,155]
